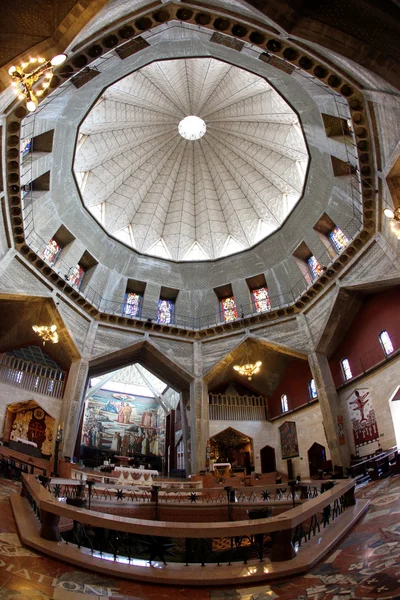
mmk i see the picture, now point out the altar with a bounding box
[114,466,159,485]
[212,462,231,477]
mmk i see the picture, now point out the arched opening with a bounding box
[77,340,193,475]
[260,445,276,473]
[308,442,327,478]
[209,427,253,475]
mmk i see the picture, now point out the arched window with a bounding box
[379,330,394,356]
[281,394,289,413]
[309,379,318,399]
[341,358,352,381]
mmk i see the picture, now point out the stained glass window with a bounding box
[123,292,142,318]
[281,394,289,413]
[309,379,318,399]
[157,299,174,324]
[252,286,271,313]
[341,358,352,381]
[42,238,62,267]
[21,138,32,158]
[329,226,349,252]
[307,255,323,280]
[379,330,394,356]
[67,265,84,289]
[221,296,238,322]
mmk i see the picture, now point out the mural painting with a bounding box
[347,388,380,456]
[81,390,165,457]
[279,421,299,459]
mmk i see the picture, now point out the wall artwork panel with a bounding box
[279,421,299,459]
[81,390,165,457]
[347,388,380,456]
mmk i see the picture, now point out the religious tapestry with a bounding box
[81,390,165,457]
[337,415,345,445]
[279,421,299,459]
[347,388,380,456]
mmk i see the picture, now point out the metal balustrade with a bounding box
[209,394,267,421]
[0,354,65,399]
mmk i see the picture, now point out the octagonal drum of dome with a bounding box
[74,58,309,261]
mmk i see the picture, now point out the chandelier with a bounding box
[383,207,400,239]
[233,360,262,380]
[9,54,67,112]
[32,324,59,345]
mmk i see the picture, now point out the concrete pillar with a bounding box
[308,351,351,469]
[189,341,209,474]
[189,377,209,474]
[61,358,89,458]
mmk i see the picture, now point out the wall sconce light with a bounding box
[9,54,67,112]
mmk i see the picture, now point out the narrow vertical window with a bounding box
[281,394,289,413]
[309,379,318,399]
[157,299,174,324]
[42,238,62,267]
[379,330,394,356]
[307,255,323,280]
[341,358,352,381]
[123,292,142,318]
[252,286,271,313]
[67,265,84,289]
[329,226,349,252]
[221,296,238,322]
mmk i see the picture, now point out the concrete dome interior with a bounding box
[73,57,308,261]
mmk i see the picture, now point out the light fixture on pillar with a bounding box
[383,207,400,239]
[32,324,59,345]
[9,54,67,112]
[233,344,262,381]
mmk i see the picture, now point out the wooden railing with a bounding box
[209,394,267,420]
[0,354,65,398]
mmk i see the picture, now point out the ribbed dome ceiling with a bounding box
[74,58,308,261]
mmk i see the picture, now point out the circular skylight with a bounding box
[178,115,206,140]
[74,57,309,261]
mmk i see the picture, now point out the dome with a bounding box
[74,58,308,261]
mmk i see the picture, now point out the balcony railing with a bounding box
[209,394,267,421]
[0,354,66,399]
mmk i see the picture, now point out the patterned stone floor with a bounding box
[0,475,399,599]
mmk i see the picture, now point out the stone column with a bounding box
[308,351,351,469]
[189,378,209,474]
[61,358,89,458]
[189,342,209,474]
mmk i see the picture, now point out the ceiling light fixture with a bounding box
[32,324,59,345]
[178,115,206,140]
[383,207,400,239]
[233,360,262,380]
[9,54,67,112]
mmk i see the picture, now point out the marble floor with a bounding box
[0,475,399,599]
